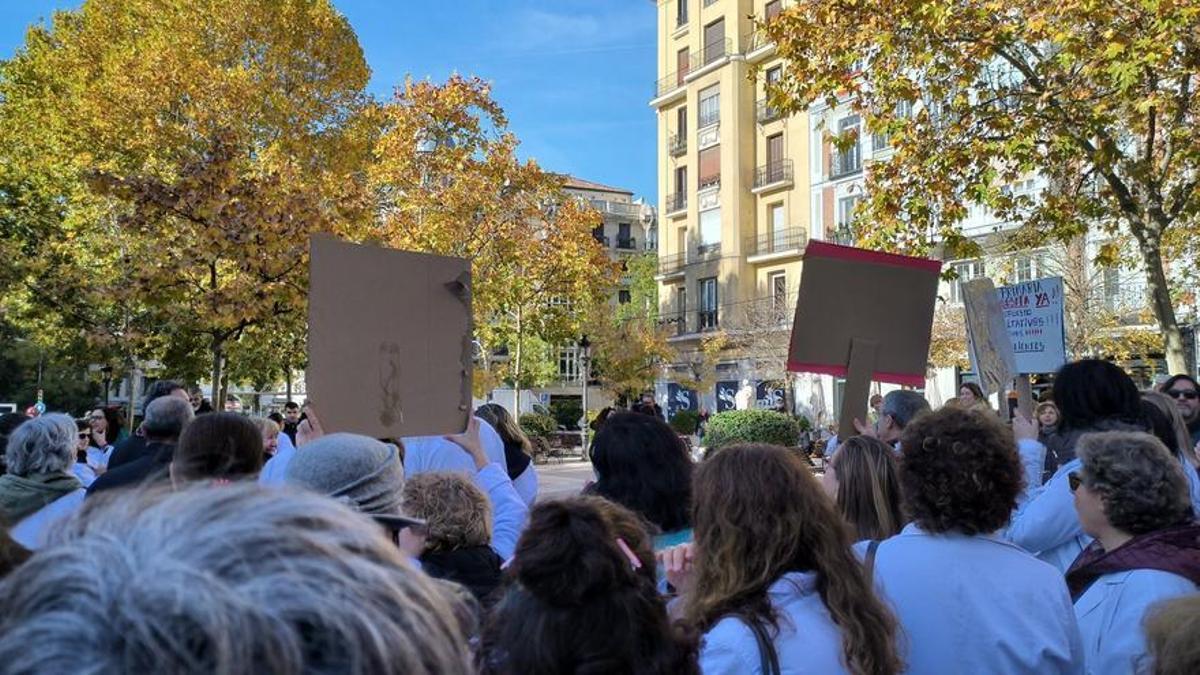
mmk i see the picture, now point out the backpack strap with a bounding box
[736,615,781,675]
[865,539,881,580]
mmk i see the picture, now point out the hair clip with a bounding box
[615,537,642,571]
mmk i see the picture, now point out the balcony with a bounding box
[653,70,688,101]
[697,242,721,257]
[658,253,686,278]
[690,38,732,71]
[698,309,719,331]
[664,192,687,216]
[756,98,781,124]
[616,236,637,250]
[668,133,687,157]
[744,29,774,58]
[590,199,643,218]
[593,233,610,247]
[753,160,793,191]
[748,227,807,262]
[660,311,689,337]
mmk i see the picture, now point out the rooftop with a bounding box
[560,174,634,195]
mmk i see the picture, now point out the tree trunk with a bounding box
[285,363,293,403]
[1140,239,1187,374]
[210,337,226,410]
[513,304,523,414]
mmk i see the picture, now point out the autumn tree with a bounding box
[767,1,1200,372]
[588,252,673,402]
[368,76,616,409]
[0,0,371,406]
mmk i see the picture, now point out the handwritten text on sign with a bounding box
[997,277,1066,374]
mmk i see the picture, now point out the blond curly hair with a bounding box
[402,472,492,552]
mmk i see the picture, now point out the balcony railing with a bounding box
[668,133,687,157]
[654,70,688,98]
[593,234,610,247]
[692,38,732,70]
[698,309,719,331]
[659,252,686,276]
[664,192,687,214]
[749,227,808,256]
[754,159,793,188]
[756,98,781,123]
[697,242,721,257]
[616,236,637,250]
[659,311,689,336]
[590,199,643,218]
[698,173,721,190]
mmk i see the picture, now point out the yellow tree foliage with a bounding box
[767,1,1200,372]
[0,0,371,404]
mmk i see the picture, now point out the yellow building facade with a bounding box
[652,0,809,408]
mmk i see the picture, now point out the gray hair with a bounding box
[1077,431,1193,536]
[142,395,194,440]
[882,390,930,429]
[0,484,473,674]
[4,413,76,477]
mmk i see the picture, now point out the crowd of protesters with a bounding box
[0,358,1198,674]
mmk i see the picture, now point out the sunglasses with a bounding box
[1068,472,1083,492]
[1167,389,1199,400]
[78,433,90,440]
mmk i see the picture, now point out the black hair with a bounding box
[1159,374,1200,395]
[1140,399,1183,457]
[142,380,186,409]
[283,402,301,411]
[1052,360,1142,432]
[587,412,693,534]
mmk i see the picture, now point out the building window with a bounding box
[676,286,688,335]
[702,18,726,65]
[592,225,606,245]
[558,346,580,382]
[1103,266,1121,311]
[617,222,633,249]
[836,195,863,228]
[949,260,987,304]
[769,271,788,324]
[676,105,688,139]
[618,289,632,304]
[698,145,720,189]
[1015,254,1040,283]
[765,0,783,20]
[699,208,721,250]
[676,48,690,85]
[765,65,782,86]
[769,202,786,250]
[676,0,688,27]
[699,84,720,128]
[832,115,862,177]
[698,277,718,330]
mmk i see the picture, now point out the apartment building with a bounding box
[652,0,808,413]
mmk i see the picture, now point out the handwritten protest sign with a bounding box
[963,278,1018,397]
[998,277,1067,375]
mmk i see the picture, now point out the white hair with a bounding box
[4,412,76,476]
[0,484,473,674]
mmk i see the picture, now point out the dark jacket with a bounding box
[87,441,175,496]
[1043,418,1142,480]
[420,545,503,606]
[106,434,148,471]
[1067,522,1200,600]
[0,472,82,523]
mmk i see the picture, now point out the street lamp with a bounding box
[578,335,591,459]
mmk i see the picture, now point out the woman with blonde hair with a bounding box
[662,444,901,674]
[822,436,906,544]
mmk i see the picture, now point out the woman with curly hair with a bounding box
[822,436,906,544]
[1065,432,1200,674]
[1007,359,1148,572]
[874,407,1084,674]
[480,496,697,675]
[662,444,901,674]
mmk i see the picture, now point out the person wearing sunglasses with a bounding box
[1065,431,1200,675]
[1157,374,1200,450]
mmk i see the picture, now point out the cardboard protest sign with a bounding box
[307,235,473,438]
[998,277,1067,375]
[962,278,1018,397]
[715,380,739,412]
[787,241,941,438]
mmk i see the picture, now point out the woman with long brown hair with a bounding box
[822,436,906,543]
[661,444,901,674]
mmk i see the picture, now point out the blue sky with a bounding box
[0,0,658,200]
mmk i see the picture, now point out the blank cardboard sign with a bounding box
[307,235,473,438]
[961,277,1017,397]
[787,241,941,436]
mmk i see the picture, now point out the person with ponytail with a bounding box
[662,443,901,674]
[479,496,697,675]
[874,407,1084,674]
